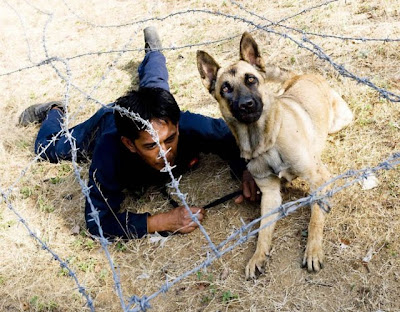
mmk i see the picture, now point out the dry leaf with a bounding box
[220,267,229,280]
[71,225,80,235]
[362,248,374,263]
[137,273,150,280]
[149,232,169,247]
[359,171,379,190]
[195,282,210,291]
[340,238,350,249]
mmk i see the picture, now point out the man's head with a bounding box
[114,87,180,171]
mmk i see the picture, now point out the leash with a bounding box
[162,187,242,209]
[203,190,242,209]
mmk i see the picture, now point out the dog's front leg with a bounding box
[234,123,252,160]
[245,176,281,279]
[303,164,331,272]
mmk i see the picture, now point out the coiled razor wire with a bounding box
[0,1,399,311]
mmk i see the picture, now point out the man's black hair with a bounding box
[114,87,180,141]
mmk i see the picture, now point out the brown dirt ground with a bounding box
[0,0,399,311]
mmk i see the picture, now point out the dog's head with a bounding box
[197,32,269,124]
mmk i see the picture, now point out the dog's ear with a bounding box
[197,50,220,95]
[240,32,266,72]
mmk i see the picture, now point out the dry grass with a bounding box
[1,0,399,311]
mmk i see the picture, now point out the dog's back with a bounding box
[280,74,353,136]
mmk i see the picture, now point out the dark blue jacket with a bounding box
[85,110,245,238]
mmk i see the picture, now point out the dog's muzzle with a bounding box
[233,97,262,124]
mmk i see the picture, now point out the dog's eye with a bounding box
[246,75,257,84]
[221,82,232,94]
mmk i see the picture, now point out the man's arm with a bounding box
[85,168,150,239]
[86,172,206,238]
[179,111,259,202]
[179,111,244,172]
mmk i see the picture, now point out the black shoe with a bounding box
[18,101,63,126]
[144,26,162,53]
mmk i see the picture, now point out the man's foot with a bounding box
[144,26,162,53]
[18,101,63,126]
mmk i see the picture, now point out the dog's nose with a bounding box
[239,100,254,111]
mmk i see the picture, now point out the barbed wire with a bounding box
[3,0,34,63]
[2,7,399,103]
[1,1,399,311]
[128,152,400,311]
[0,185,95,311]
[0,0,335,75]
[230,0,400,43]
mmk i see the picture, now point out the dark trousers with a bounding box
[35,51,169,161]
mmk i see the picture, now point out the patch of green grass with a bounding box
[49,176,62,184]
[29,92,37,100]
[389,122,400,131]
[58,267,70,277]
[29,295,59,312]
[99,269,108,280]
[16,139,30,150]
[60,163,72,173]
[115,241,127,252]
[0,219,16,230]
[171,82,181,95]
[78,258,97,273]
[20,186,34,198]
[72,237,96,251]
[197,271,239,305]
[37,196,55,213]
[357,118,375,126]
[222,290,239,304]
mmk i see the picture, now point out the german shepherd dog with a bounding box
[197,32,353,279]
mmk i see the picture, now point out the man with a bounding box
[19,27,258,239]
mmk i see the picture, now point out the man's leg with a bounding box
[138,27,170,92]
[34,105,114,163]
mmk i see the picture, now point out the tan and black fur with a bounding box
[197,32,353,279]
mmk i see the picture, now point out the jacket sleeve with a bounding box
[85,136,150,239]
[179,111,247,178]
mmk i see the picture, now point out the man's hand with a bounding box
[147,206,205,234]
[235,169,260,204]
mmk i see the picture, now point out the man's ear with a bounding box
[121,136,137,153]
[240,32,266,72]
[197,50,220,95]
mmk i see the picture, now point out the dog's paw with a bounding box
[252,149,263,159]
[245,251,269,280]
[302,242,324,272]
[241,150,252,160]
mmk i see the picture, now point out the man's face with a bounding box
[122,119,179,171]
